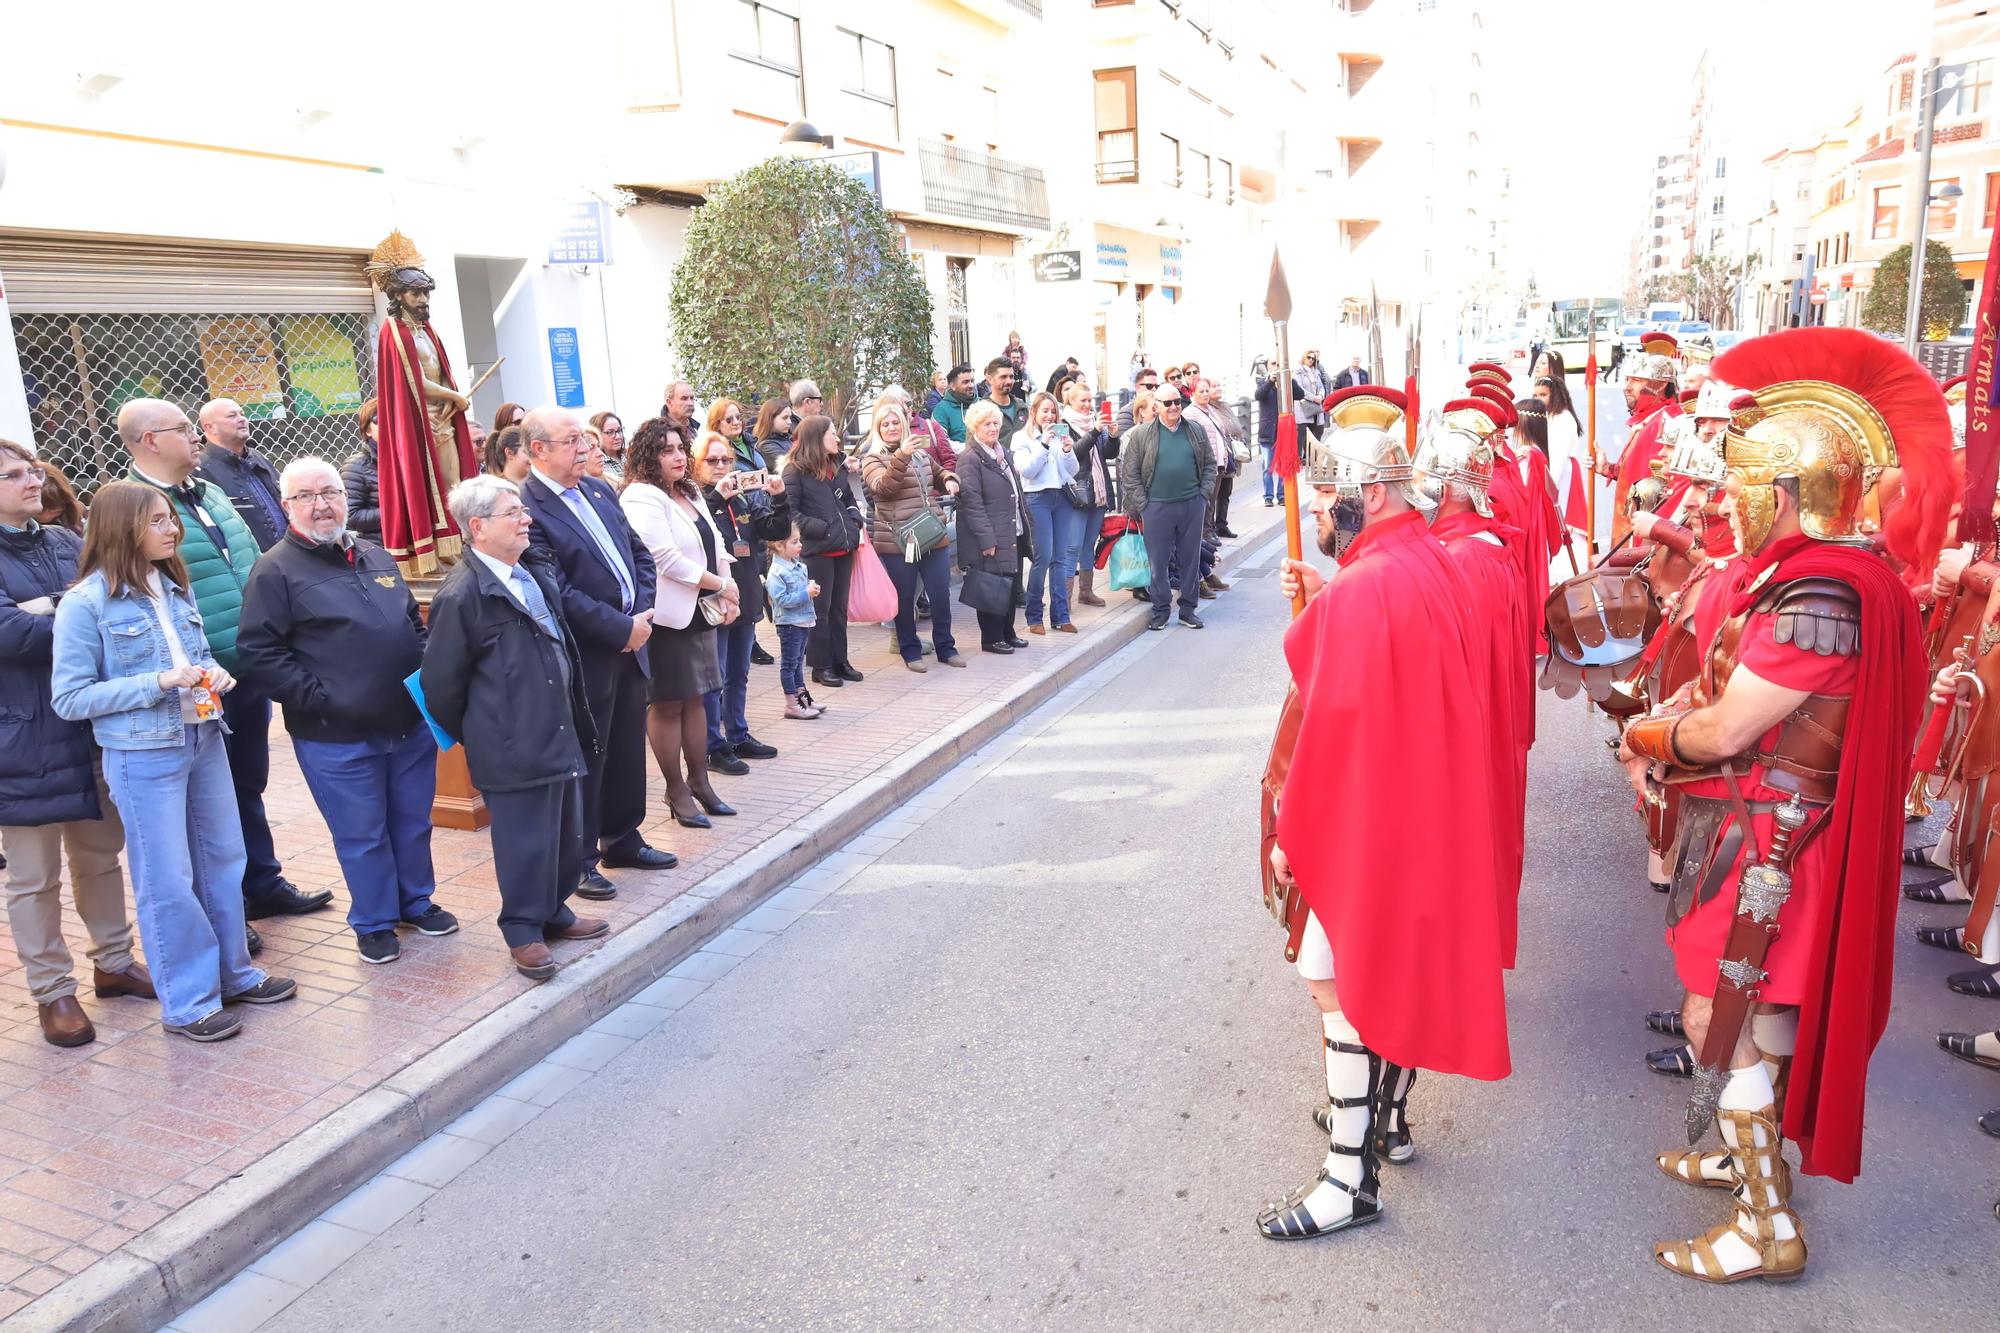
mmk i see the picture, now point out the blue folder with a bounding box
[402,670,458,752]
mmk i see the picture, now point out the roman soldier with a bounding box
[1416,399,1531,961]
[1616,327,1949,1283]
[1610,333,1683,546]
[1258,385,1510,1241]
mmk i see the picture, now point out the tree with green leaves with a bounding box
[669,156,934,429]
[1860,239,1966,340]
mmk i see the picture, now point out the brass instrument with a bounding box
[1909,636,1986,819]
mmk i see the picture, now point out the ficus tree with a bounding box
[1861,240,1966,341]
[669,156,935,430]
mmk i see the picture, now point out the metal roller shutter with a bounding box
[0,232,375,313]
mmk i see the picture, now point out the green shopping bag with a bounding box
[1108,530,1151,591]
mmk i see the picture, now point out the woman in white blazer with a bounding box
[619,419,738,826]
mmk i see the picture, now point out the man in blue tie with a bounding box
[519,408,675,894]
[421,476,605,980]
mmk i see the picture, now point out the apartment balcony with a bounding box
[945,0,1042,28]
[1096,129,1138,185]
[917,138,1051,232]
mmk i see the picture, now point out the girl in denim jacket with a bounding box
[51,481,294,1042]
[764,527,821,719]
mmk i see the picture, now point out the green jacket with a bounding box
[127,468,259,672]
[931,392,975,443]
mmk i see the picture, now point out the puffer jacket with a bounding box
[342,441,381,539]
[0,523,100,825]
[860,442,955,556]
[126,469,258,673]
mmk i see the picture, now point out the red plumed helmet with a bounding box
[1321,384,1409,415]
[1465,384,1518,425]
[1442,396,1509,434]
[1713,327,1952,580]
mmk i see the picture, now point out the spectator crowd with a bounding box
[4,340,1275,1048]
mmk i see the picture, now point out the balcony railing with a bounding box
[1096,129,1138,184]
[918,138,1052,230]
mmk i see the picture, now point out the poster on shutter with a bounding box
[547,327,585,408]
[198,317,288,419]
[278,314,366,418]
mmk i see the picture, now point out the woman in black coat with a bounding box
[780,415,866,688]
[954,401,1032,653]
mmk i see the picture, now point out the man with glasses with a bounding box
[519,406,674,898]
[238,459,453,965]
[1117,386,1216,630]
[789,379,825,423]
[422,476,605,982]
[122,398,331,926]
[1113,366,1161,442]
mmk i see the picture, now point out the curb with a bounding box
[18,519,1284,1333]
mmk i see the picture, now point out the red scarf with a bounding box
[1728,533,1925,1181]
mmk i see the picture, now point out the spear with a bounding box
[1265,249,1305,619]
[1586,300,1600,557]
[1404,314,1419,474]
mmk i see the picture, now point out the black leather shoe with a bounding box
[733,736,778,760]
[982,642,1014,654]
[672,807,711,830]
[575,869,619,900]
[813,668,845,688]
[1644,1009,1685,1037]
[1006,636,1030,649]
[694,791,737,817]
[750,643,774,666]
[708,749,751,776]
[1646,1044,1696,1077]
[600,845,678,871]
[243,879,334,919]
[245,924,264,957]
[836,663,864,682]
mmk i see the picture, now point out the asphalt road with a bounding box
[262,529,1996,1332]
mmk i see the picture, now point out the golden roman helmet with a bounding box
[1308,386,1431,509]
[1414,407,1497,517]
[1722,380,1896,549]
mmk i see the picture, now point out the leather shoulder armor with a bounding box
[1767,576,1861,657]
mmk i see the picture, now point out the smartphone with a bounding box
[1052,423,1071,440]
[739,471,769,491]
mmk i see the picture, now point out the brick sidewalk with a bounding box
[0,505,1284,1319]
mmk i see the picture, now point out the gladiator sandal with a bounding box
[1259,1036,1384,1240]
[1656,1055,1792,1191]
[1654,1100,1807,1284]
[1312,1062,1418,1165]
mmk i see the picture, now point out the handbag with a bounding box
[846,542,900,622]
[957,567,1016,616]
[893,451,951,562]
[1107,530,1152,591]
[697,592,740,626]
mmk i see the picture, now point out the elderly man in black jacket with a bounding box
[422,475,605,981]
[519,406,675,897]
[0,439,151,1046]
[238,458,456,966]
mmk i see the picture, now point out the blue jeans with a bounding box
[1024,490,1081,626]
[880,545,957,662]
[220,686,283,899]
[103,723,265,1027]
[1071,505,1108,578]
[1261,444,1287,503]
[1142,495,1206,617]
[776,624,810,695]
[292,726,438,937]
[705,613,758,753]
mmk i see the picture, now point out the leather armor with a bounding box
[1670,576,1860,805]
[1540,563,1662,716]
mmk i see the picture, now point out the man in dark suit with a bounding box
[1332,356,1371,390]
[421,475,604,981]
[519,407,676,895]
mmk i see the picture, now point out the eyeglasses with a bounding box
[148,422,200,439]
[489,504,528,521]
[601,424,625,436]
[287,488,344,506]
[147,514,181,532]
[1158,398,1186,409]
[0,467,47,484]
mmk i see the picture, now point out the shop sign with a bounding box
[548,201,612,266]
[547,327,585,408]
[199,317,287,419]
[278,314,365,418]
[1033,250,1083,283]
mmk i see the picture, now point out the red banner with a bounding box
[1960,219,2000,544]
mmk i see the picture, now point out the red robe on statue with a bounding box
[1278,510,1511,1080]
[1432,508,1530,967]
[375,318,479,578]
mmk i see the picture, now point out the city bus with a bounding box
[1547,298,1624,374]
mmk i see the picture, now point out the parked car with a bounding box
[1675,320,1715,352]
[1711,329,1747,353]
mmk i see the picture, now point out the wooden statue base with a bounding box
[407,568,490,832]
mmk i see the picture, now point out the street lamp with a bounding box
[1905,180,1963,349]
[779,120,835,156]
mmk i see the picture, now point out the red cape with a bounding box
[1279,511,1511,1079]
[1726,534,1925,1181]
[1486,445,1554,687]
[1432,508,1530,967]
[1612,399,1682,543]
[375,319,479,578]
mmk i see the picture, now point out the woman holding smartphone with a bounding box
[1010,391,1081,634]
